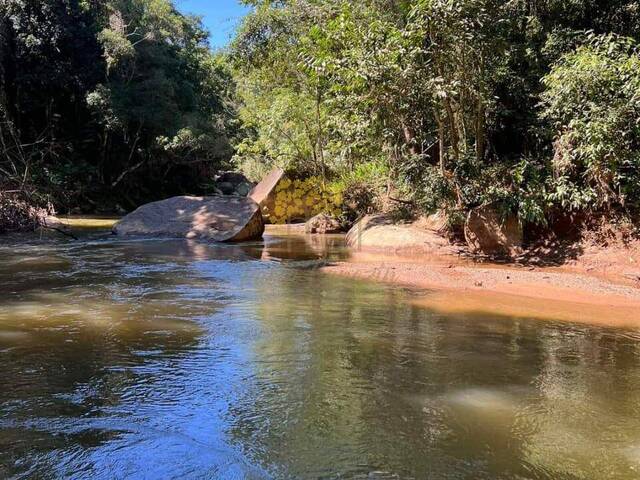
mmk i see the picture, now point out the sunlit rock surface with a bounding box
[113,196,264,242]
[464,206,523,255]
[249,167,285,208]
[346,214,456,254]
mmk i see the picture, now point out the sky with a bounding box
[175,0,251,49]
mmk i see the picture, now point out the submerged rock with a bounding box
[305,213,342,234]
[113,196,264,242]
[464,207,522,255]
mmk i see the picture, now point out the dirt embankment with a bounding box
[322,221,640,327]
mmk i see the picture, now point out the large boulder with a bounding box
[464,206,522,255]
[217,171,248,185]
[305,213,342,234]
[113,196,264,242]
[414,210,453,236]
[216,182,236,195]
[346,214,454,254]
[249,167,285,208]
[235,181,253,197]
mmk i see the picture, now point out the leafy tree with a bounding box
[542,34,640,213]
[87,0,234,201]
[231,0,640,224]
[3,0,640,226]
[0,0,235,210]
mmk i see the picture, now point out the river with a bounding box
[1,224,640,479]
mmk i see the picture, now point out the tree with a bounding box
[231,0,640,224]
[542,34,640,213]
[0,0,236,210]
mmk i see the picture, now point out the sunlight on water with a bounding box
[1,227,640,479]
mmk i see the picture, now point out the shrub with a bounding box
[0,193,53,233]
[332,160,390,221]
[541,34,640,214]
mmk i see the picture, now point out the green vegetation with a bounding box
[1,0,640,230]
[231,0,640,227]
[1,0,234,211]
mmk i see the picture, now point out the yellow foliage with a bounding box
[264,176,343,224]
[279,178,291,190]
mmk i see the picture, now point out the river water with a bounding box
[1,226,640,479]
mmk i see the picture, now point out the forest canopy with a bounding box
[1,0,640,228]
[0,0,235,210]
[232,0,640,226]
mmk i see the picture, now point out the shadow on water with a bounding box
[1,227,640,479]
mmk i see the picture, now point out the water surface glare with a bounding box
[2,231,640,479]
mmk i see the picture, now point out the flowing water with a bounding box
[2,224,640,479]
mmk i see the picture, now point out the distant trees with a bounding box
[0,0,235,210]
[230,0,640,224]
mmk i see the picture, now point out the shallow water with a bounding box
[2,227,640,479]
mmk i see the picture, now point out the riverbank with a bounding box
[321,242,640,327]
[0,193,53,233]
[8,216,640,326]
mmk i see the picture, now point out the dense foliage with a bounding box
[231,0,640,225]
[0,0,235,210]
[2,0,640,229]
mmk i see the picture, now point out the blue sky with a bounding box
[175,0,251,49]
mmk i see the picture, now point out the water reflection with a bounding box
[1,230,640,479]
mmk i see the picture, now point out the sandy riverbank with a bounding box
[321,246,640,327]
[43,219,640,326]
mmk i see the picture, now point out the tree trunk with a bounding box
[403,124,420,156]
[475,99,485,163]
[435,111,446,175]
[444,100,459,162]
[315,90,326,182]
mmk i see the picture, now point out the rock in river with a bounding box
[113,196,265,242]
[305,213,342,234]
[249,167,285,210]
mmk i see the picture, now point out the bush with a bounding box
[332,160,390,221]
[541,34,640,214]
[0,193,53,233]
[265,176,342,224]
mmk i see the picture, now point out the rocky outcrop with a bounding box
[346,214,455,254]
[215,171,255,197]
[113,196,264,242]
[464,206,522,255]
[305,213,342,234]
[414,210,455,236]
[249,168,285,210]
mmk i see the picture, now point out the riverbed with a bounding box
[2,225,640,479]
